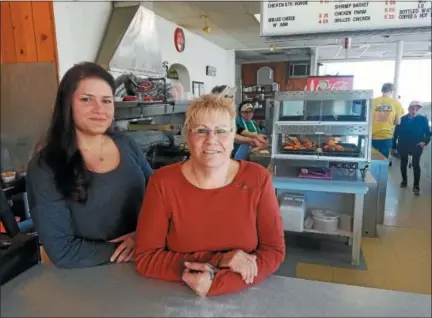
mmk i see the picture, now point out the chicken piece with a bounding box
[303,140,314,149]
[323,138,345,151]
[334,144,345,151]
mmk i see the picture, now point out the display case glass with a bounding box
[279,99,367,122]
[276,91,371,123]
[271,90,373,163]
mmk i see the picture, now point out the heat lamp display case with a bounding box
[270,90,374,168]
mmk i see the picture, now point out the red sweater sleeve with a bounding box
[207,171,286,296]
[134,177,223,282]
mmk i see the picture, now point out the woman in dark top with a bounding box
[393,101,431,195]
[26,62,152,268]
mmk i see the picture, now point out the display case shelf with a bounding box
[303,228,352,238]
[271,90,373,164]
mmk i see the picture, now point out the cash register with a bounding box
[0,189,40,285]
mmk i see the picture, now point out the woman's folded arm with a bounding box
[208,172,286,296]
[134,178,223,281]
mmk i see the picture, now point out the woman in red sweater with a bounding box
[134,94,285,297]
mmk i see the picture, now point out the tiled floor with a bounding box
[296,159,431,295]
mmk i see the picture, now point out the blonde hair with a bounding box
[184,94,236,129]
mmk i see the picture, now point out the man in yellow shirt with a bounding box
[371,83,404,158]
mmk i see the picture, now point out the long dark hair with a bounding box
[39,62,116,203]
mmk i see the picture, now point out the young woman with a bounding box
[26,62,152,268]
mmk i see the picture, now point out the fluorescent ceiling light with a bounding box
[254,13,260,23]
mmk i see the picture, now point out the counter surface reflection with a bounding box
[1,263,430,317]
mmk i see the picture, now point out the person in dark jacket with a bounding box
[393,101,431,195]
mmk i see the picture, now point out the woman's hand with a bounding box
[109,232,136,263]
[250,138,267,149]
[256,134,268,145]
[182,262,213,297]
[219,250,258,284]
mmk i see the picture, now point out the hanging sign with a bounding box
[306,76,354,91]
[260,0,432,37]
[174,27,185,52]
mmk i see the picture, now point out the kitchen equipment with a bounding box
[270,90,373,173]
[1,189,41,285]
[311,209,340,233]
[340,213,353,232]
[279,193,306,232]
[298,168,332,179]
[127,123,181,133]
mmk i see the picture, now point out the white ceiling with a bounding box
[151,1,432,63]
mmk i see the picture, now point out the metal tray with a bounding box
[322,142,360,157]
[280,142,360,157]
[280,146,316,155]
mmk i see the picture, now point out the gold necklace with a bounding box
[191,162,230,188]
[81,136,105,162]
[99,137,105,162]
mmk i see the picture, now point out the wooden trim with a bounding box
[1,1,59,83]
[48,1,60,83]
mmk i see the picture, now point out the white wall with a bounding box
[53,2,235,93]
[155,16,235,93]
[53,2,112,79]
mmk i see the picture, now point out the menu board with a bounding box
[261,0,432,36]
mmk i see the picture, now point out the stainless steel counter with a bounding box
[1,264,430,317]
[364,149,389,236]
[114,100,189,120]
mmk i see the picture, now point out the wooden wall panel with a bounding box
[0,1,58,64]
[284,78,308,91]
[1,2,17,63]
[242,62,309,91]
[242,62,288,87]
[9,1,38,63]
[31,1,57,62]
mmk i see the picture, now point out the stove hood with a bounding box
[96,1,164,76]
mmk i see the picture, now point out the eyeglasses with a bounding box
[189,127,233,137]
[241,110,253,114]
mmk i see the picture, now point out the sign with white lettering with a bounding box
[261,0,432,36]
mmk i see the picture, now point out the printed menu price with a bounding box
[261,0,432,37]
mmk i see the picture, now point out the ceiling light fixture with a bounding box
[201,15,211,33]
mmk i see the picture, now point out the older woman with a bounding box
[394,101,431,195]
[135,94,285,296]
[26,62,152,268]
